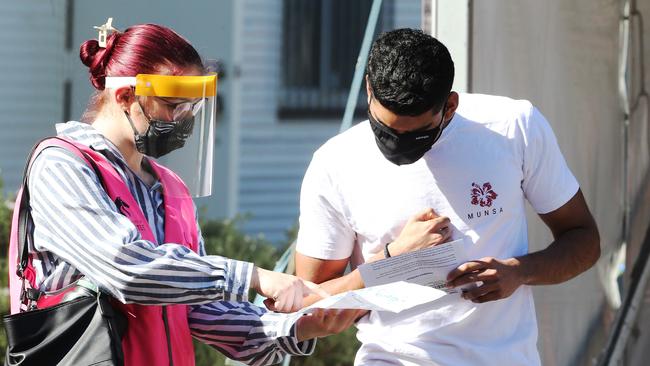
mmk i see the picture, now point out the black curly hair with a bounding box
[367,28,454,116]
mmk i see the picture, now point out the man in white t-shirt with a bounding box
[295,29,600,365]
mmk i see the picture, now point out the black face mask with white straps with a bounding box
[368,102,448,166]
[132,117,195,158]
[124,101,195,159]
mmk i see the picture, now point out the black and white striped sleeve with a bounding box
[28,146,253,305]
[188,301,316,365]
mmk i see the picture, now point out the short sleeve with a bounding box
[296,149,355,260]
[521,105,580,214]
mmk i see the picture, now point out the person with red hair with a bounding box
[8,19,356,366]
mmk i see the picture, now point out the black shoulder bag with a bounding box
[3,138,126,366]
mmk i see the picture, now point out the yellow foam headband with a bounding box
[105,74,218,98]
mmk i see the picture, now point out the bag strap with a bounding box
[16,137,106,308]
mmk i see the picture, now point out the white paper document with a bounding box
[358,238,469,292]
[302,281,448,314]
[288,239,471,318]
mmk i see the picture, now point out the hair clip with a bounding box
[93,17,119,48]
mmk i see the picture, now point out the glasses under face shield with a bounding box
[142,96,206,122]
[105,73,218,198]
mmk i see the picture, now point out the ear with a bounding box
[444,92,460,121]
[365,75,372,105]
[113,86,135,112]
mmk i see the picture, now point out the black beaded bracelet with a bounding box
[384,242,392,258]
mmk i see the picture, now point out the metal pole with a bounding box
[339,0,383,133]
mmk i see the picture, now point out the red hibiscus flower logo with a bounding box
[471,182,498,207]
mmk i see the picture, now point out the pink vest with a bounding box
[9,137,199,366]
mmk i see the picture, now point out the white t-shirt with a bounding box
[296,93,579,366]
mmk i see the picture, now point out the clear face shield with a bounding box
[105,73,218,198]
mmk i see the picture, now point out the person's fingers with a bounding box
[284,285,297,312]
[302,309,360,335]
[447,273,476,288]
[354,309,370,323]
[461,281,498,301]
[412,208,436,222]
[473,291,502,303]
[447,269,495,288]
[433,226,452,243]
[428,216,450,233]
[325,309,343,328]
[274,299,285,313]
[311,308,325,319]
[447,260,488,283]
[335,310,350,331]
[274,287,288,313]
[264,298,276,312]
[292,284,302,312]
[303,280,330,299]
[331,309,359,332]
[340,309,362,325]
[345,312,361,328]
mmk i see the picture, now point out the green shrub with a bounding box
[290,326,359,366]
[200,215,282,277]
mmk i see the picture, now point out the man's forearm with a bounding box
[447,224,600,303]
[302,250,388,306]
[302,269,363,306]
[517,226,600,285]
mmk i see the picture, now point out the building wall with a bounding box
[235,0,422,243]
[470,1,621,365]
[0,0,236,219]
[0,1,66,194]
[0,0,421,244]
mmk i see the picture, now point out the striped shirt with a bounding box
[26,121,314,365]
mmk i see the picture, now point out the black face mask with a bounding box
[124,103,195,158]
[369,103,448,166]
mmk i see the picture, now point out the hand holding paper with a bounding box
[358,238,470,292]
